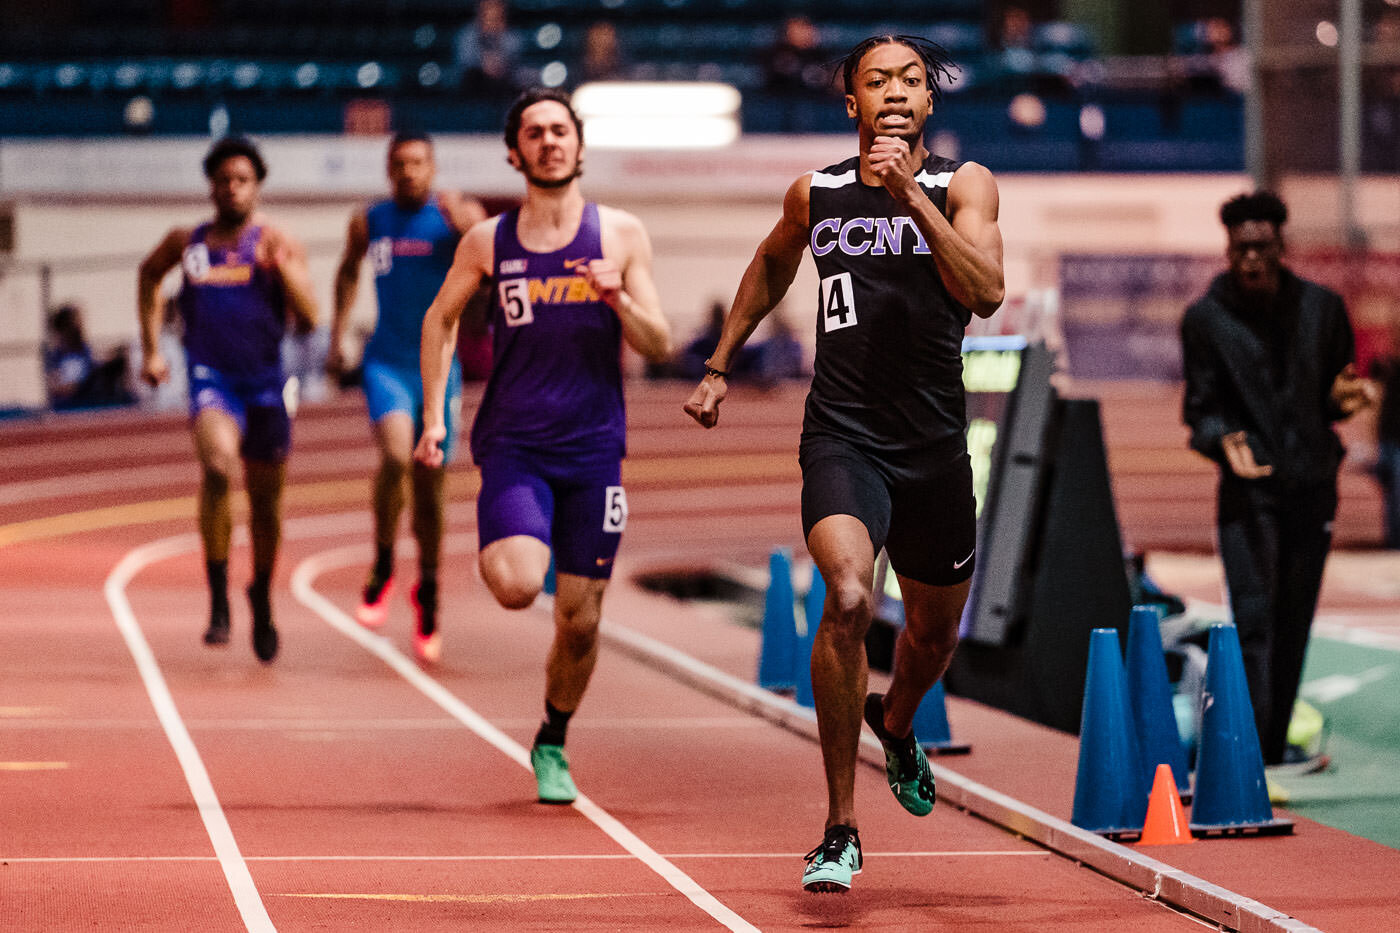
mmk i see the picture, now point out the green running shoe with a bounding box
[531,743,578,804]
[864,693,936,817]
[801,824,862,893]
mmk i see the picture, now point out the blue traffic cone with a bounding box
[1072,628,1150,838]
[913,680,971,754]
[1190,624,1294,837]
[757,549,798,691]
[1126,604,1191,798]
[794,564,824,708]
[542,554,556,596]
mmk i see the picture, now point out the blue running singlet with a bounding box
[363,196,460,370]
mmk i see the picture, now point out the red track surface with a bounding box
[2,383,1396,931]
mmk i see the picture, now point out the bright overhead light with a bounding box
[573,81,741,149]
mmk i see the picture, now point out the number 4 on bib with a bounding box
[820,272,857,333]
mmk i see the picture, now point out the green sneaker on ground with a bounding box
[801,824,862,893]
[864,693,936,817]
[531,743,578,804]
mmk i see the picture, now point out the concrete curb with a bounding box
[597,617,1321,933]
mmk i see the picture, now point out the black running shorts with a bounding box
[799,433,976,586]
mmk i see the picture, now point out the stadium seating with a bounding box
[0,2,1243,172]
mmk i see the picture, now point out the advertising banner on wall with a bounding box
[1060,250,1400,381]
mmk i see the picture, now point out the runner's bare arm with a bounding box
[592,206,673,364]
[440,191,489,234]
[136,228,189,386]
[416,218,496,467]
[683,174,810,428]
[870,141,1004,319]
[264,225,320,332]
[328,209,370,376]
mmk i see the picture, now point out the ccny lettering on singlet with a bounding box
[812,216,933,335]
[810,216,932,259]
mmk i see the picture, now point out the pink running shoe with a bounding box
[355,575,394,629]
[411,580,441,664]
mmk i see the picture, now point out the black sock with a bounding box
[207,560,229,607]
[247,572,273,631]
[373,544,394,583]
[534,700,573,748]
[864,694,918,769]
[415,577,437,636]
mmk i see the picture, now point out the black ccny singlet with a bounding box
[803,153,972,459]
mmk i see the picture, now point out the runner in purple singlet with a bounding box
[415,89,672,804]
[137,136,319,663]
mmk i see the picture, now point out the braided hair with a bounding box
[836,35,958,107]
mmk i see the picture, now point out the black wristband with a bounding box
[704,361,728,379]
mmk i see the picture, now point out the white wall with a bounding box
[3,134,1386,409]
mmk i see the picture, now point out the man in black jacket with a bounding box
[1181,191,1376,768]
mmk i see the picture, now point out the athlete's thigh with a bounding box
[373,411,416,464]
[192,406,242,470]
[799,433,891,554]
[896,572,971,646]
[884,450,976,586]
[240,391,292,464]
[363,359,416,423]
[189,368,246,467]
[477,451,554,550]
[550,461,626,580]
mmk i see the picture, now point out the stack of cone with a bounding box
[757,549,798,691]
[1071,628,1149,837]
[1125,605,1191,800]
[1189,623,1294,837]
[794,564,823,708]
[1136,763,1194,846]
[913,681,971,755]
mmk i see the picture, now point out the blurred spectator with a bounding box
[992,5,1034,52]
[671,299,757,380]
[457,287,494,382]
[1199,17,1249,96]
[128,294,188,412]
[1365,10,1400,173]
[1374,314,1400,549]
[282,324,332,406]
[752,306,806,386]
[763,15,831,96]
[44,303,95,409]
[44,303,133,410]
[578,21,627,84]
[454,0,523,95]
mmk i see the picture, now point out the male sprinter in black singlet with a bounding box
[685,36,1004,893]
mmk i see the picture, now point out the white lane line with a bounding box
[1182,597,1400,654]
[104,534,274,933]
[291,546,759,933]
[0,717,769,731]
[1,850,1049,864]
[1313,621,1400,653]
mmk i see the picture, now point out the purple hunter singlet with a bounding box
[178,222,287,388]
[469,201,625,462]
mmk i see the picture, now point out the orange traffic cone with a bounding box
[1136,764,1194,846]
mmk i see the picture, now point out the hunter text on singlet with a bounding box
[470,201,625,461]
